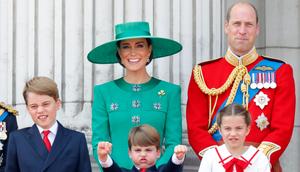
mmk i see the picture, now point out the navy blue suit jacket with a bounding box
[103,158,183,172]
[0,111,18,172]
[5,122,91,172]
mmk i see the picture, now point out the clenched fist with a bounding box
[97,141,112,162]
[174,145,188,160]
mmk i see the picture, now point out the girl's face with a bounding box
[220,115,250,150]
[117,38,152,73]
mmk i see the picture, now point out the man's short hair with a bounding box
[128,124,160,150]
[23,76,59,105]
[226,1,259,24]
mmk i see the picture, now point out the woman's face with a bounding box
[117,38,152,72]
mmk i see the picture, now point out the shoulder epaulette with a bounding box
[0,102,18,115]
[198,57,223,66]
[262,55,286,64]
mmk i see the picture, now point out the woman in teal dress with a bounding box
[87,21,183,170]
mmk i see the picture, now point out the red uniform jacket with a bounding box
[186,54,295,170]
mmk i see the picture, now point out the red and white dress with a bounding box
[198,144,270,172]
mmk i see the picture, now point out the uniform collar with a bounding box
[225,47,258,66]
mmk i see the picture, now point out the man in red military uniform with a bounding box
[186,2,295,172]
[0,102,18,172]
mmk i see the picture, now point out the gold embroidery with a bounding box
[225,48,258,66]
[258,141,281,159]
[0,102,18,116]
[193,64,250,134]
[194,48,258,134]
[255,66,273,71]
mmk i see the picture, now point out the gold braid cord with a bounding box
[0,102,19,115]
[193,65,250,134]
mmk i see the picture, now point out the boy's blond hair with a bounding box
[23,76,59,105]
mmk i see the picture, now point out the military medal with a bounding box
[254,91,270,109]
[270,72,277,89]
[250,73,257,89]
[255,113,270,131]
[0,122,7,140]
[254,66,276,90]
[257,73,263,89]
[263,73,270,89]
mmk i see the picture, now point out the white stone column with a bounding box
[265,0,300,171]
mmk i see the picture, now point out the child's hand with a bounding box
[97,141,112,162]
[174,145,188,160]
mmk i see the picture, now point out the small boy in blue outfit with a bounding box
[98,124,187,172]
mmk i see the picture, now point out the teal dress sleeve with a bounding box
[92,85,110,169]
[156,85,182,167]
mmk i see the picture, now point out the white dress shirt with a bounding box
[37,121,58,146]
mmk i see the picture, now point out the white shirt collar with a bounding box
[37,121,58,135]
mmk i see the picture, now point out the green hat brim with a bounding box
[87,36,182,64]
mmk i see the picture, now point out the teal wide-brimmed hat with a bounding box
[87,21,182,64]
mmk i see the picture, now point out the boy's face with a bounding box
[129,145,161,169]
[26,92,61,129]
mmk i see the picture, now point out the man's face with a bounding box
[225,3,259,56]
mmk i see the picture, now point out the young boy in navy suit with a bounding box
[98,124,187,172]
[5,76,91,172]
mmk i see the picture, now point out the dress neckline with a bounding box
[114,77,160,92]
